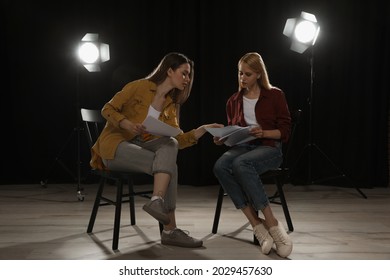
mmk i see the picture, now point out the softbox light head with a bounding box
[283,11,320,54]
[78,33,110,72]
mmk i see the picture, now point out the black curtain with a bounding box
[2,0,389,187]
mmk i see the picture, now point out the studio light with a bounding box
[283,11,320,53]
[42,32,111,201]
[283,13,366,198]
[78,33,110,72]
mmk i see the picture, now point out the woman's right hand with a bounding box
[194,123,224,139]
[213,136,225,146]
[120,119,146,135]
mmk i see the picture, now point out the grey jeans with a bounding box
[103,136,179,211]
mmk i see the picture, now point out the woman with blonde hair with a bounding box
[213,52,293,257]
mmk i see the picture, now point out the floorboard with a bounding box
[0,183,389,260]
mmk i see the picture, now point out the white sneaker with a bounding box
[269,221,293,258]
[253,223,274,254]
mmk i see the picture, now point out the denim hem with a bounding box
[254,200,270,212]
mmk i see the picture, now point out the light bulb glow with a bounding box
[294,20,318,44]
[78,42,100,64]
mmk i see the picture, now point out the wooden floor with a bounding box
[0,182,390,260]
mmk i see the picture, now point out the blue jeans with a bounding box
[213,143,283,211]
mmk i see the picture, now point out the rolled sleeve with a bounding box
[176,129,198,149]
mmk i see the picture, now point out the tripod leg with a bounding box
[311,144,367,199]
[41,127,86,201]
[41,129,77,186]
[289,144,310,179]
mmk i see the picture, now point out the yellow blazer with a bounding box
[91,79,198,170]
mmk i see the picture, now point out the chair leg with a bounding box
[159,222,163,234]
[112,179,123,250]
[275,178,294,232]
[212,186,225,234]
[253,210,260,245]
[87,177,105,233]
[127,177,136,225]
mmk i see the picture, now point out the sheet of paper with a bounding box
[142,115,182,137]
[205,125,244,138]
[222,127,256,146]
[205,125,256,146]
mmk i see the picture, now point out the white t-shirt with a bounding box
[243,96,259,126]
[147,105,161,119]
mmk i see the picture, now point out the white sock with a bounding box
[151,195,162,201]
[163,228,176,234]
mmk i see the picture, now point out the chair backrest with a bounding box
[80,108,106,149]
[281,109,302,168]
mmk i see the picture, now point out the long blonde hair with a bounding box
[238,52,272,91]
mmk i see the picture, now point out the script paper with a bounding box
[142,116,182,137]
[205,125,256,146]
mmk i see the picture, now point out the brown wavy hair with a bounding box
[146,52,194,106]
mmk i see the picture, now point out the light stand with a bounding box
[283,12,366,198]
[41,33,109,201]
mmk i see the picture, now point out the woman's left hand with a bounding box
[249,125,264,138]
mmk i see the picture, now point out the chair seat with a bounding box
[92,168,141,180]
[261,168,289,179]
[91,169,155,198]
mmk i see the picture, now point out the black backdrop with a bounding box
[2,0,389,187]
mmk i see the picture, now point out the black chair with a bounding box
[211,109,302,240]
[81,108,163,250]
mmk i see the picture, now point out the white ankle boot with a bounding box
[269,221,293,258]
[253,223,274,254]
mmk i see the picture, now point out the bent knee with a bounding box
[167,137,179,149]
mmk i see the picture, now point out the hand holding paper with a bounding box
[205,125,256,146]
[142,116,182,137]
